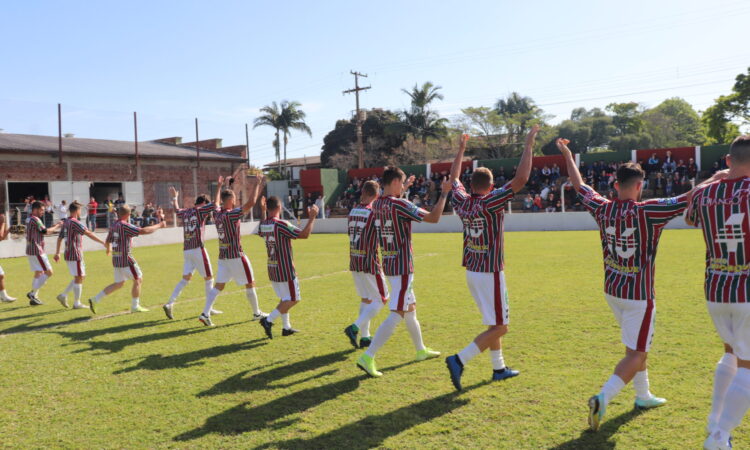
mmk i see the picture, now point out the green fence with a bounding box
[580,150,631,164]
[400,164,427,177]
[477,158,520,172]
[700,144,730,169]
[321,169,347,204]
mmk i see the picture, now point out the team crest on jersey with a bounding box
[716,213,746,254]
[187,216,199,232]
[605,226,637,259]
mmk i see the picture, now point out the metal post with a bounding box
[57,103,63,164]
[195,118,200,168]
[245,123,250,166]
[133,112,140,167]
[343,71,371,169]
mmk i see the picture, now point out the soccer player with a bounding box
[162,183,219,320]
[52,201,106,309]
[257,196,319,338]
[199,174,264,326]
[0,213,16,303]
[445,126,539,391]
[557,138,721,432]
[356,166,452,378]
[688,135,750,450]
[343,180,388,349]
[87,205,166,314]
[26,200,62,306]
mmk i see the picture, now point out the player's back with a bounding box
[179,204,214,250]
[107,220,139,267]
[372,195,424,276]
[258,218,300,282]
[348,203,379,274]
[214,208,243,259]
[62,217,86,261]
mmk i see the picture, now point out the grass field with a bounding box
[0,229,744,449]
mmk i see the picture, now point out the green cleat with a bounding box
[634,396,667,410]
[130,305,149,313]
[588,394,606,432]
[415,347,441,361]
[356,354,382,378]
[88,299,97,315]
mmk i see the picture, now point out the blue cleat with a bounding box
[634,396,667,410]
[445,355,464,391]
[344,324,359,349]
[359,337,371,348]
[588,393,606,432]
[492,367,519,382]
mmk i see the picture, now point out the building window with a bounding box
[154,182,180,209]
[208,182,218,200]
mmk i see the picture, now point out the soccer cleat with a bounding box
[259,317,274,339]
[252,312,267,321]
[27,292,43,306]
[198,313,213,327]
[210,308,223,315]
[492,367,520,382]
[703,432,732,450]
[72,302,89,310]
[359,337,371,348]
[344,325,359,349]
[0,293,17,303]
[57,294,69,308]
[88,299,96,314]
[445,355,464,391]
[634,396,667,410]
[588,393,606,432]
[356,354,383,378]
[415,347,441,361]
[282,328,299,336]
[163,304,174,320]
[130,305,149,313]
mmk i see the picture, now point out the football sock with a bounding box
[282,313,291,329]
[633,370,652,400]
[355,301,382,338]
[489,349,506,371]
[246,288,260,315]
[204,280,213,300]
[31,274,48,293]
[202,288,220,316]
[709,353,738,432]
[93,291,106,303]
[62,280,75,295]
[267,309,281,323]
[600,374,626,406]
[403,310,426,352]
[365,312,402,358]
[168,279,189,304]
[717,367,750,439]
[131,297,140,309]
[0,290,8,298]
[72,283,83,303]
[457,342,481,366]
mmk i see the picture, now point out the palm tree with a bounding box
[402,82,444,111]
[391,81,448,144]
[278,100,312,170]
[253,102,283,171]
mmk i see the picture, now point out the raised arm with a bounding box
[259,196,267,221]
[423,179,452,223]
[168,186,180,211]
[297,204,318,239]
[214,175,225,206]
[0,214,8,241]
[241,175,264,215]
[449,134,470,183]
[556,138,584,192]
[510,124,540,192]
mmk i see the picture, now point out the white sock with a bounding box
[204,280,213,300]
[365,312,402,358]
[131,297,140,309]
[168,279,189,304]
[599,374,626,406]
[354,301,382,338]
[32,274,48,293]
[489,349,506,371]
[93,290,106,303]
[0,289,7,298]
[267,309,281,323]
[709,353,738,432]
[403,310,426,352]
[717,367,750,438]
[62,280,75,295]
[72,283,83,303]
[202,288,220,316]
[457,342,481,366]
[282,313,291,329]
[246,288,260,315]
[633,370,652,400]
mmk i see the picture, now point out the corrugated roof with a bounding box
[0,133,244,161]
[263,155,321,168]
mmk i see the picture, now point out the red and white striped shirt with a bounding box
[451,180,514,273]
[214,207,244,259]
[258,218,301,282]
[60,217,87,262]
[579,184,687,301]
[348,203,380,274]
[687,177,750,303]
[372,195,426,276]
[106,220,141,268]
[25,215,47,256]
[177,203,215,250]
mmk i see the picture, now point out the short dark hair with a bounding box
[267,196,281,211]
[195,194,210,206]
[69,201,81,213]
[471,168,493,191]
[220,190,234,202]
[361,180,379,198]
[730,135,750,164]
[616,162,645,187]
[31,201,43,210]
[382,166,406,187]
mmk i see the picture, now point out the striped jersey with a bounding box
[25,215,47,256]
[106,220,141,267]
[258,218,301,282]
[687,177,750,303]
[451,180,514,272]
[60,217,87,262]
[177,203,215,250]
[372,195,426,276]
[348,203,380,274]
[578,184,687,301]
[214,207,244,259]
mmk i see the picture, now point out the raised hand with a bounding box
[404,175,416,191]
[217,175,225,186]
[440,178,452,192]
[460,133,470,150]
[556,138,571,153]
[168,186,178,198]
[308,205,319,218]
[259,196,267,212]
[0,214,5,225]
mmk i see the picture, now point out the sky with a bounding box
[1,0,748,167]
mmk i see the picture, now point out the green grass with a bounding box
[0,230,743,449]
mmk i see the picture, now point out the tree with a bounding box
[402,81,444,110]
[453,106,505,158]
[320,109,406,168]
[393,81,449,144]
[253,102,282,170]
[606,102,645,135]
[278,100,312,170]
[642,98,705,147]
[703,67,749,143]
[494,92,545,155]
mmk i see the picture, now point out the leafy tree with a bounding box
[278,100,312,169]
[703,67,749,143]
[392,82,449,144]
[402,81,444,110]
[320,109,406,168]
[494,92,545,155]
[606,102,645,135]
[253,102,282,170]
[642,97,705,147]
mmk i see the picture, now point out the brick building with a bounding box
[0,133,247,225]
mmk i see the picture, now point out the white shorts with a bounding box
[605,294,655,352]
[466,271,509,326]
[27,254,51,272]
[351,271,388,303]
[114,263,142,283]
[216,255,254,286]
[0,265,4,276]
[66,260,86,277]
[271,278,301,301]
[708,302,750,360]
[387,274,416,312]
[183,248,213,278]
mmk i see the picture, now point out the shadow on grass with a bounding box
[550,408,643,450]
[0,315,89,335]
[114,339,267,374]
[0,307,69,326]
[57,319,165,342]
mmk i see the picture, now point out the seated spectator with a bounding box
[597,170,609,192]
[545,193,557,213]
[687,158,698,185]
[653,172,665,197]
[665,174,674,197]
[720,155,728,169]
[672,172,683,195]
[522,194,533,211]
[532,194,542,212]
[551,163,561,182]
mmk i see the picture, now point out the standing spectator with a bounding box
[43,196,53,227]
[665,173,674,196]
[672,172,683,195]
[662,151,676,174]
[57,200,68,221]
[314,194,324,219]
[541,165,552,185]
[653,172,665,197]
[720,154,728,169]
[687,158,698,187]
[114,194,125,210]
[106,197,115,227]
[87,197,98,231]
[142,203,155,225]
[676,159,687,180]
[647,153,660,174]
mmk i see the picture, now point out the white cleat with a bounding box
[210,308,223,315]
[703,432,732,450]
[0,293,17,303]
[72,302,89,310]
[57,294,70,308]
[252,312,268,321]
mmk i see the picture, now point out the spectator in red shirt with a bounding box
[87,197,98,231]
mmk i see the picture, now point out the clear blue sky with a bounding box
[1,0,748,166]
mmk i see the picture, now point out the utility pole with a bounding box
[343,71,371,169]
